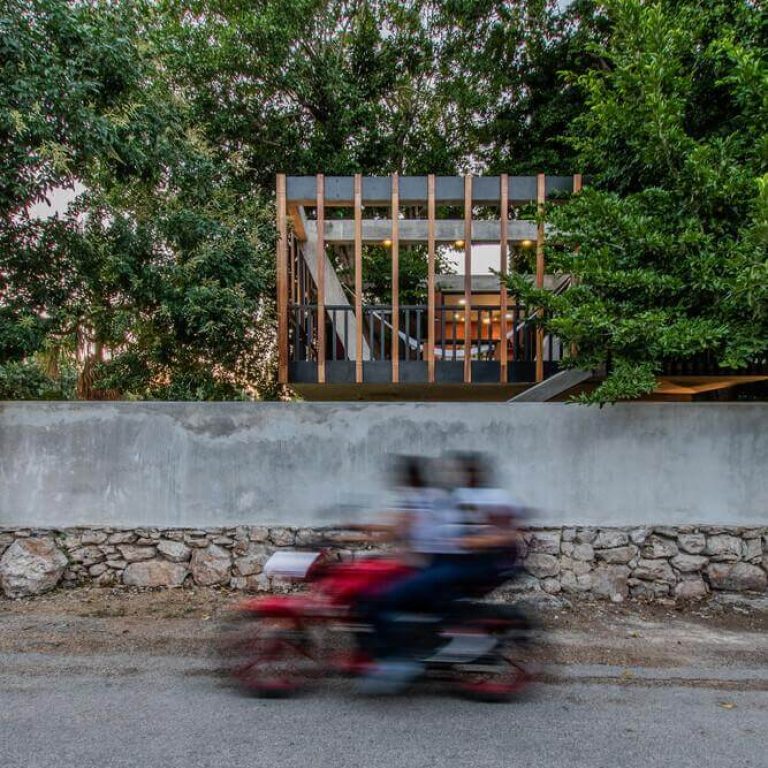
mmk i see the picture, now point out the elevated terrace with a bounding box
[276,174,768,401]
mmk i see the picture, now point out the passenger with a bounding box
[358,453,522,693]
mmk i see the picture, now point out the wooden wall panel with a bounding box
[535,173,545,383]
[276,174,289,385]
[316,174,326,384]
[427,174,436,383]
[499,173,509,383]
[354,174,363,383]
[463,174,472,383]
[391,173,399,383]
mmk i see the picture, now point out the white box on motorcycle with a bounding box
[263,550,323,579]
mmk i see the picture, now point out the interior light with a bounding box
[454,239,465,248]
[521,239,533,248]
[382,238,393,247]
[505,313,513,320]
[482,317,491,325]
[453,312,460,320]
[458,299,466,305]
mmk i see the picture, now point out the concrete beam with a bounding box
[508,368,598,402]
[286,175,577,206]
[304,218,540,244]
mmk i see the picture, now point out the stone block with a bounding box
[670,554,708,573]
[123,560,188,587]
[0,538,68,598]
[706,535,742,560]
[157,540,191,563]
[572,559,593,576]
[190,544,232,586]
[677,533,706,554]
[595,545,637,564]
[571,543,595,562]
[117,545,156,563]
[632,559,676,585]
[707,562,767,592]
[269,528,296,547]
[629,527,651,546]
[591,565,630,601]
[641,535,679,559]
[523,553,560,579]
[675,576,708,599]
[234,544,272,577]
[69,546,105,567]
[742,538,762,562]
[528,531,561,556]
[541,577,561,594]
[594,530,628,549]
[575,528,597,544]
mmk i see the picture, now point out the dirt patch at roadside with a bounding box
[2,586,768,670]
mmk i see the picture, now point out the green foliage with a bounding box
[4,0,765,403]
[511,0,768,403]
[1,0,276,400]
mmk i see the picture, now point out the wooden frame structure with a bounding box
[277,173,582,395]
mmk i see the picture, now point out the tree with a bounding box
[1,1,276,399]
[511,0,768,403]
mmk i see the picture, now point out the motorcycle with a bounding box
[216,541,535,702]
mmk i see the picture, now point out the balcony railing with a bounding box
[288,302,562,384]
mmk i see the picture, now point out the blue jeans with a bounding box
[360,554,506,659]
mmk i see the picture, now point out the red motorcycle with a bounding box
[217,542,535,701]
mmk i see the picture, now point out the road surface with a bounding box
[1,651,766,768]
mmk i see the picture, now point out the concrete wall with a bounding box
[1,402,766,528]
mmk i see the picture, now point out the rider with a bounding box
[357,452,523,692]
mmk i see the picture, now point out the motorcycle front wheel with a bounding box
[217,614,319,697]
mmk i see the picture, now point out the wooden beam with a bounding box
[391,173,399,383]
[499,173,509,383]
[569,173,583,361]
[276,174,289,385]
[427,174,436,384]
[464,174,472,383]
[316,174,326,384]
[287,204,307,241]
[535,173,545,383]
[354,174,363,383]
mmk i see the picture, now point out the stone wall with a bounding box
[1,525,766,601]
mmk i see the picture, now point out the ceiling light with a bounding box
[482,318,491,325]
[382,238,392,247]
[458,299,466,305]
[454,239,465,248]
[521,239,533,248]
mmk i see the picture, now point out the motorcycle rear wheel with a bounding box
[455,655,530,702]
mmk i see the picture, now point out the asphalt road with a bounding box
[1,652,766,768]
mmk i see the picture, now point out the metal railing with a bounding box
[288,302,562,364]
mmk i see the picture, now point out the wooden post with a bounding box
[354,174,363,383]
[316,173,326,384]
[535,173,545,383]
[427,174,436,383]
[569,173,583,360]
[391,172,399,383]
[276,174,289,385]
[499,174,509,383]
[463,174,472,383]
